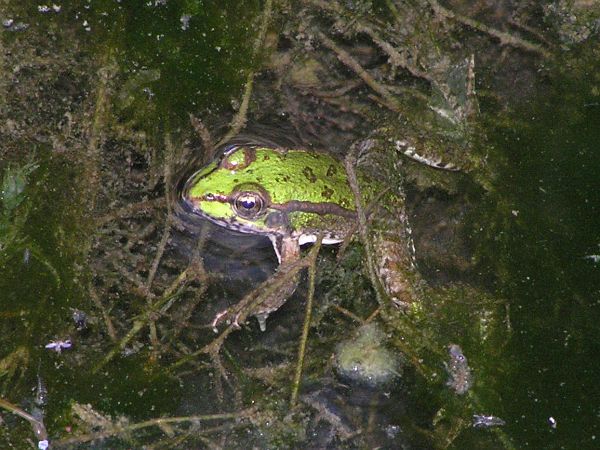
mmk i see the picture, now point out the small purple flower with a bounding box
[45,339,72,353]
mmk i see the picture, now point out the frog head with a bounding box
[182,145,357,243]
[183,146,292,237]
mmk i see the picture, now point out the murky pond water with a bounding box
[1,1,599,449]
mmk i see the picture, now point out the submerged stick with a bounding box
[92,266,194,373]
[316,31,402,113]
[89,287,117,342]
[308,0,434,83]
[215,0,273,148]
[55,408,256,446]
[290,235,322,407]
[425,0,551,57]
[343,142,387,306]
[0,398,48,448]
[96,198,166,226]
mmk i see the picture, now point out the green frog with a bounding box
[182,144,422,329]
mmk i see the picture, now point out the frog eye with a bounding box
[232,191,265,219]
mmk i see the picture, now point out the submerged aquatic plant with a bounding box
[1,163,37,217]
[0,162,59,285]
[0,162,38,250]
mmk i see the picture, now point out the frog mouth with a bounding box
[179,187,275,236]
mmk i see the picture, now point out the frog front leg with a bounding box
[253,235,301,331]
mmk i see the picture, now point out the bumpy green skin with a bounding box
[184,146,379,241]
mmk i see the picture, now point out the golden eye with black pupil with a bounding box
[232,191,264,219]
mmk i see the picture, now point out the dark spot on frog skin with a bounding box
[303,166,317,183]
[326,164,337,177]
[321,186,334,199]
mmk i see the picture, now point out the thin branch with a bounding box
[290,235,322,406]
[215,75,255,148]
[308,0,434,83]
[55,408,256,446]
[145,134,179,352]
[215,0,273,148]
[93,265,195,373]
[426,0,551,58]
[160,223,211,347]
[343,141,388,306]
[96,198,166,226]
[333,304,366,324]
[89,286,117,342]
[189,113,215,162]
[0,398,47,446]
[316,31,402,113]
[145,215,172,291]
[357,23,434,83]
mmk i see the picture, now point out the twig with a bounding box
[86,50,115,214]
[316,31,402,113]
[357,23,434,83]
[117,264,154,298]
[96,198,166,226]
[308,0,434,83]
[215,0,273,148]
[189,114,215,162]
[146,133,178,291]
[508,18,553,47]
[290,235,323,407]
[309,79,363,98]
[343,142,388,306]
[145,134,179,352]
[0,398,47,446]
[333,304,366,324]
[92,266,194,373]
[89,286,117,342]
[425,0,551,58]
[160,223,211,347]
[384,0,402,23]
[146,215,172,292]
[215,75,254,148]
[55,408,256,446]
